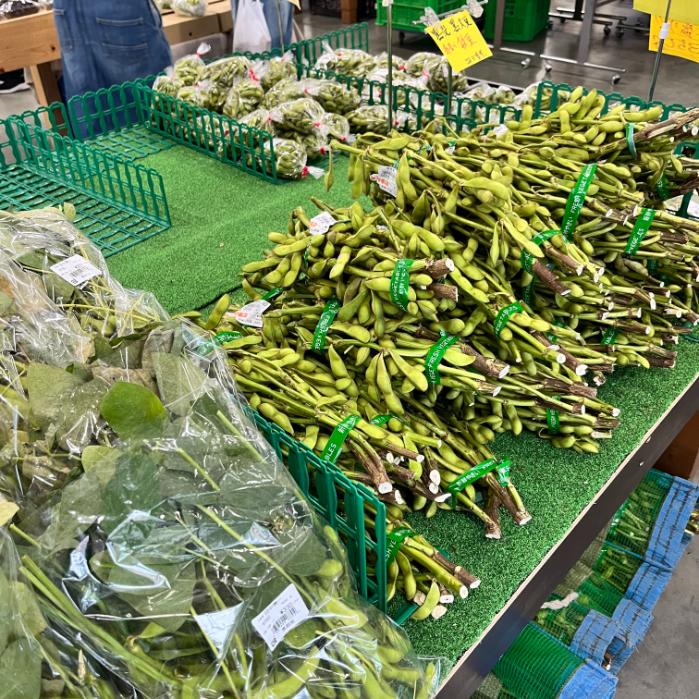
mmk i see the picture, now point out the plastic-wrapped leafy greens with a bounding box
[173,42,211,85]
[223,78,265,119]
[270,98,326,135]
[1,211,440,697]
[172,0,206,16]
[299,78,361,115]
[203,55,253,89]
[262,77,305,109]
[260,53,298,91]
[313,42,377,77]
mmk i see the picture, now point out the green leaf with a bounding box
[153,352,208,417]
[100,382,168,440]
[11,582,46,637]
[0,638,41,699]
[55,379,109,451]
[26,364,84,429]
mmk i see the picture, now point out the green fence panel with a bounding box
[250,410,389,612]
[0,117,171,256]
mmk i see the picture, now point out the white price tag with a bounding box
[50,254,101,287]
[232,299,271,328]
[309,211,336,236]
[370,165,398,197]
[251,584,310,650]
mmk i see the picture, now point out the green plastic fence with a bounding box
[535,599,590,646]
[250,409,389,612]
[62,82,282,182]
[0,117,170,257]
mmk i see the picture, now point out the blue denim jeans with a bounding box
[231,0,293,51]
[53,0,172,100]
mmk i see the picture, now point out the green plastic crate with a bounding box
[0,117,170,257]
[376,0,466,32]
[250,410,389,612]
[483,0,551,42]
[493,624,585,699]
[604,469,673,557]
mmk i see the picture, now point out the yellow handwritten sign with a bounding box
[425,10,492,73]
[634,1,699,26]
[649,15,699,64]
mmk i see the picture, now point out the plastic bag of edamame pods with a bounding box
[347,105,416,135]
[223,78,265,119]
[172,0,207,17]
[202,55,253,89]
[173,42,211,86]
[260,51,298,91]
[404,51,442,79]
[177,79,227,112]
[298,78,361,115]
[269,98,326,135]
[320,111,351,143]
[313,42,377,78]
[263,78,306,109]
[0,211,441,698]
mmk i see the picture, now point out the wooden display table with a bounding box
[0,1,234,106]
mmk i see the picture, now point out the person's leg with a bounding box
[0,69,30,94]
[262,0,293,51]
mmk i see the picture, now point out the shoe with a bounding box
[0,70,31,94]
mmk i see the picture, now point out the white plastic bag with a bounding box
[233,0,272,54]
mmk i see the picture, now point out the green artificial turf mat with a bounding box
[107,146,353,314]
[400,339,699,667]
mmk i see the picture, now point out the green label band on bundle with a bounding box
[390,259,414,311]
[370,414,394,426]
[424,333,459,385]
[626,123,638,159]
[447,457,499,505]
[522,282,535,306]
[214,331,242,345]
[497,460,512,487]
[262,287,283,300]
[386,527,414,564]
[494,302,523,337]
[561,163,598,242]
[601,327,618,346]
[311,298,341,351]
[655,174,671,201]
[321,414,361,463]
[521,229,559,273]
[546,408,560,434]
[624,208,656,256]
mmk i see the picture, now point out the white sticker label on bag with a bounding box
[370,165,398,197]
[309,211,336,236]
[232,299,271,328]
[251,583,310,650]
[50,255,101,287]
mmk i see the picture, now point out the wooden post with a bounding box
[341,0,358,25]
[654,411,699,480]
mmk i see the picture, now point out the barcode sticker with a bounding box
[370,166,398,197]
[310,211,336,236]
[50,255,101,287]
[251,584,310,650]
[231,299,271,328]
